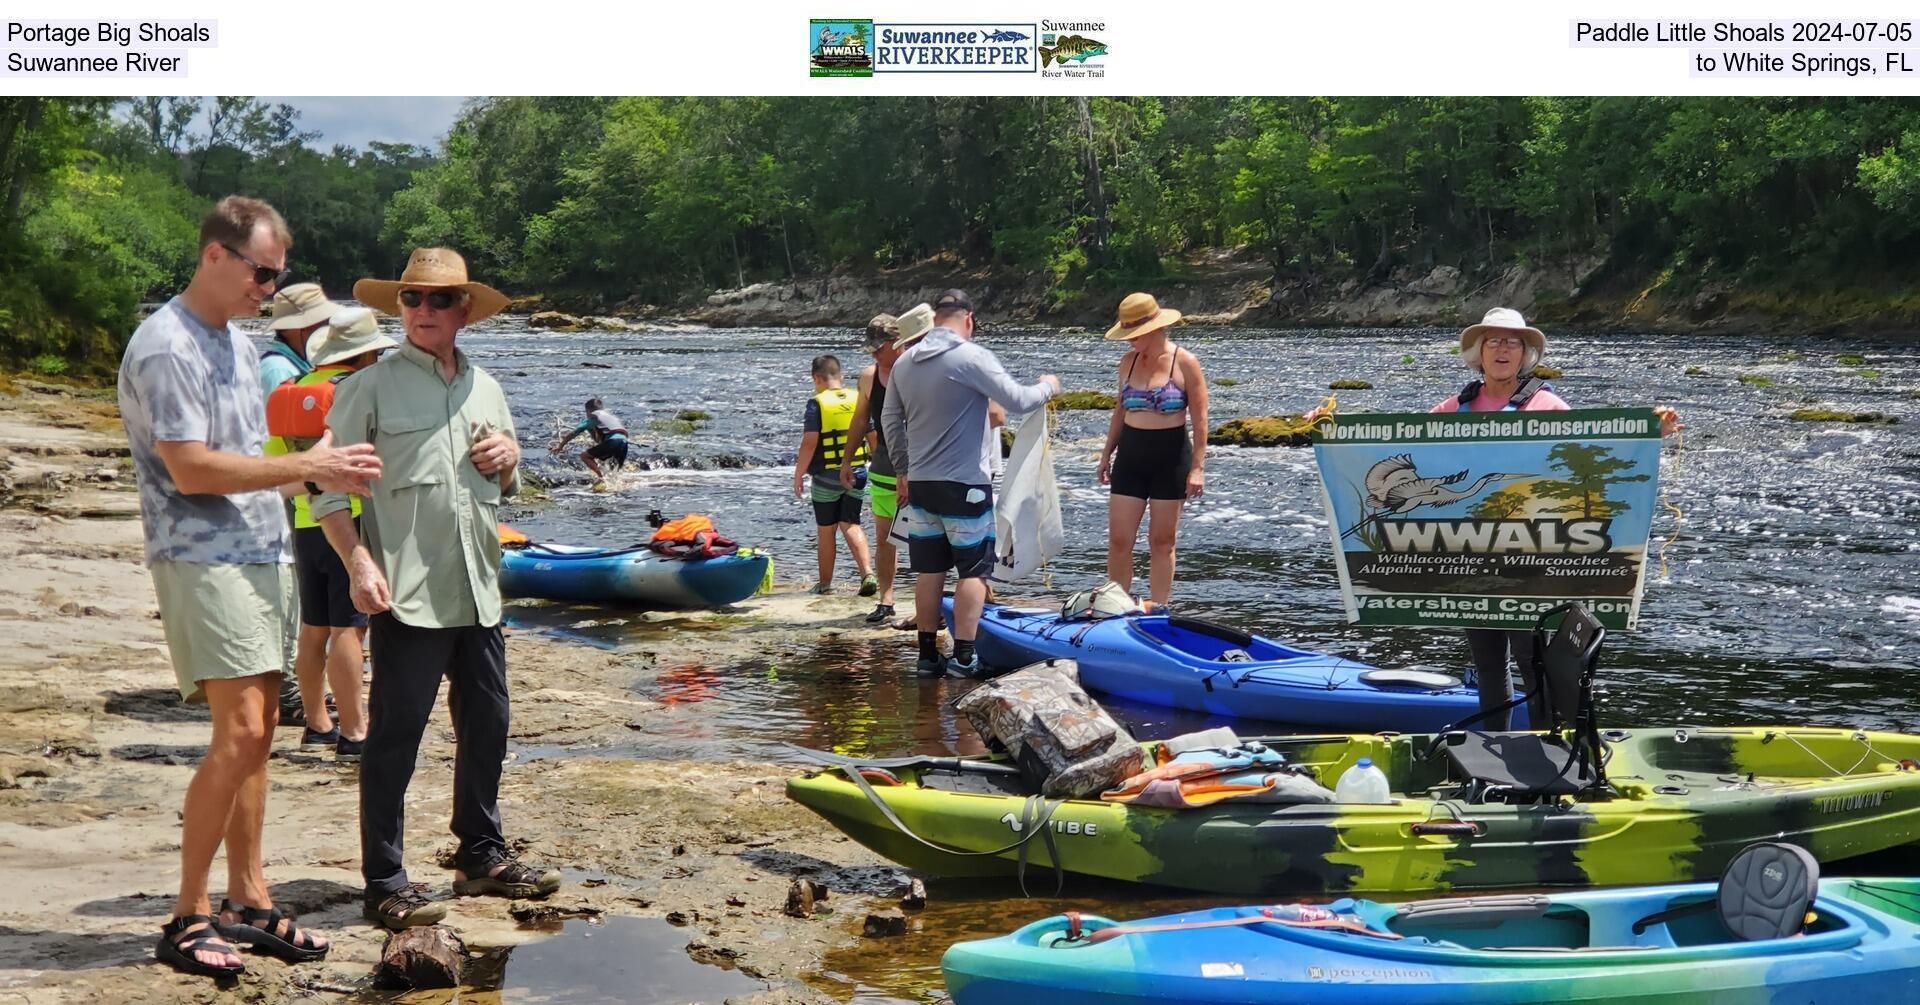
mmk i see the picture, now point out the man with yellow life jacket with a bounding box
[263,307,395,761]
[792,354,876,596]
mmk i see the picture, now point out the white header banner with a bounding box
[6,0,1920,95]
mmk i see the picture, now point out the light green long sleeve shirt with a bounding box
[313,340,519,628]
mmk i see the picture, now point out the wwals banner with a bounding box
[1312,408,1663,630]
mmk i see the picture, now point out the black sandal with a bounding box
[864,603,895,625]
[215,899,329,963]
[156,915,245,978]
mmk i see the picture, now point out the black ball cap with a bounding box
[933,289,974,313]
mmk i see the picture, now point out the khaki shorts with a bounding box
[149,560,295,703]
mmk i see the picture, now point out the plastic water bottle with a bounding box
[1334,757,1393,803]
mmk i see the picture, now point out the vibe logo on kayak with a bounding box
[1000,812,1097,836]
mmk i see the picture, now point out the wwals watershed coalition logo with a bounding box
[810,19,874,77]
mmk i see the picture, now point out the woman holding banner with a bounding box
[1310,307,1680,729]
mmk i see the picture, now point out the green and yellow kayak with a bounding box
[785,727,1920,896]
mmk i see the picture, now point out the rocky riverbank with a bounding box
[523,249,1920,339]
[0,380,909,1004]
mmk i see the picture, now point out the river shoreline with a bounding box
[526,251,1920,341]
[0,380,895,1004]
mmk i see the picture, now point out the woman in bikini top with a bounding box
[1097,293,1210,610]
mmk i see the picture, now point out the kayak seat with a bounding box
[1443,732,1596,796]
[1627,842,1821,944]
[1165,616,1255,648]
[1434,603,1610,801]
[1718,842,1820,940]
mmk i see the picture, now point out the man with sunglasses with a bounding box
[313,247,561,931]
[120,196,383,978]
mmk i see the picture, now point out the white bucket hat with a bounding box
[1460,307,1545,371]
[307,308,397,367]
[890,303,936,350]
[267,283,343,331]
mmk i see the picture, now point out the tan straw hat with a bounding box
[1460,307,1545,356]
[890,302,936,349]
[267,283,342,331]
[353,247,510,323]
[1105,292,1182,341]
[307,308,398,368]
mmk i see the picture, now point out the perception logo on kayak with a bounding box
[1308,964,1436,982]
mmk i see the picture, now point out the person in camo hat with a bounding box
[842,303,933,625]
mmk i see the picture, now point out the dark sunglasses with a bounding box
[220,243,291,288]
[398,289,463,311]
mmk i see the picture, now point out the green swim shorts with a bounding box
[149,560,295,703]
[869,472,899,520]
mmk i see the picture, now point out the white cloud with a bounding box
[257,96,470,151]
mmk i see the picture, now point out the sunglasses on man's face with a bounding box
[399,289,462,311]
[221,243,291,288]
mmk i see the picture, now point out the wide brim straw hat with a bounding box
[267,283,343,331]
[307,307,398,368]
[1105,292,1182,341]
[1460,307,1545,356]
[890,303,936,349]
[353,247,510,323]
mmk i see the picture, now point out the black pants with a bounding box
[1464,628,1544,731]
[360,613,509,896]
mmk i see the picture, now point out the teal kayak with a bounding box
[944,864,1920,1004]
[500,542,768,608]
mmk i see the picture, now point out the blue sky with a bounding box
[260,96,469,151]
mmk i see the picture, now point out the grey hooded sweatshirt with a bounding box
[881,326,1057,486]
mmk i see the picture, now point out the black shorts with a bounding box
[902,480,996,579]
[292,524,368,629]
[810,479,866,527]
[586,437,629,468]
[1110,423,1193,500]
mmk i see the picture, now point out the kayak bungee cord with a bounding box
[787,745,1069,896]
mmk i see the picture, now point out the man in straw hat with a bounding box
[121,195,381,977]
[881,290,1061,675]
[313,247,561,930]
[842,303,932,625]
[263,308,396,765]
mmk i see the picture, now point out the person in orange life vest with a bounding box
[794,354,876,595]
[264,307,395,762]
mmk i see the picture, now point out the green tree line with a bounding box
[6,95,1920,379]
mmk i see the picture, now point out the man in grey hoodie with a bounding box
[882,290,1060,675]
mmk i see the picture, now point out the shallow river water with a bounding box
[277,315,1920,1002]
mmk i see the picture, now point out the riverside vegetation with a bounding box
[8,96,1920,379]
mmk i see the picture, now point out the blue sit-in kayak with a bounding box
[943,877,1920,1005]
[941,598,1517,732]
[500,543,768,608]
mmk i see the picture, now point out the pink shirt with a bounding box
[1431,387,1570,413]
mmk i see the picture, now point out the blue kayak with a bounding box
[500,543,768,608]
[941,598,1519,732]
[944,874,1920,1005]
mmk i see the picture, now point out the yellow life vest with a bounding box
[813,387,867,468]
[264,366,361,529]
